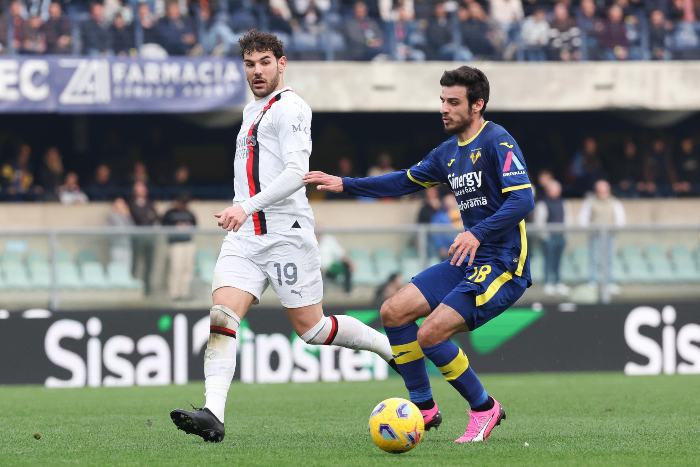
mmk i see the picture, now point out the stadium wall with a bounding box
[1,303,698,386]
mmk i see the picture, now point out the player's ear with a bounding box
[277,56,287,72]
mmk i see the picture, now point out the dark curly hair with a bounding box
[238,30,285,59]
[440,66,490,115]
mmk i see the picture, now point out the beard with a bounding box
[443,108,477,135]
[249,72,281,98]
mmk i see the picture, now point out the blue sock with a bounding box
[422,340,488,409]
[384,322,433,405]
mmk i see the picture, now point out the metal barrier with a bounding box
[0,224,698,310]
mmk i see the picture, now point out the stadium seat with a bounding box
[374,248,400,282]
[106,262,143,290]
[349,249,378,286]
[76,249,99,264]
[400,257,423,281]
[81,262,109,289]
[529,253,544,283]
[670,245,699,282]
[28,261,51,289]
[645,246,675,282]
[56,261,83,289]
[1,260,31,289]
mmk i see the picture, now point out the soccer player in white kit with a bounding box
[170,30,396,442]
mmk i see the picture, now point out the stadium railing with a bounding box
[0,224,698,311]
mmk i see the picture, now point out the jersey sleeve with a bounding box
[275,98,312,159]
[405,148,445,188]
[491,134,532,194]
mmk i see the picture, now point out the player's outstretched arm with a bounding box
[304,170,425,198]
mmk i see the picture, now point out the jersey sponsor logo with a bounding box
[291,123,310,135]
[470,150,481,164]
[447,158,455,167]
[499,142,514,149]
[448,171,482,191]
[457,196,488,211]
[502,150,526,177]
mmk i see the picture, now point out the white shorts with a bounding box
[212,228,323,308]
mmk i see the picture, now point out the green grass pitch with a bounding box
[1,373,698,466]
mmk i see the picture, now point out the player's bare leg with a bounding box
[286,302,397,370]
[170,286,254,442]
[379,284,443,430]
[417,304,506,443]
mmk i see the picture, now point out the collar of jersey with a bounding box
[259,86,294,105]
[457,120,490,147]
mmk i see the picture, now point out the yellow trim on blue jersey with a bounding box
[502,183,532,193]
[475,271,513,307]
[516,220,527,277]
[438,348,470,381]
[457,121,490,146]
[391,341,424,365]
[406,170,439,188]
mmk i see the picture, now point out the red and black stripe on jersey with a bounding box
[245,90,290,235]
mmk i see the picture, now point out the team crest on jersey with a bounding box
[470,150,481,164]
[247,135,257,147]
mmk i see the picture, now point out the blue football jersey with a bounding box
[406,121,533,283]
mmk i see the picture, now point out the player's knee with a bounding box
[209,304,240,330]
[380,298,404,327]
[416,321,443,349]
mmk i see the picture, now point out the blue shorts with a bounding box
[412,258,527,330]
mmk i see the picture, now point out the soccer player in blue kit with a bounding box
[304,66,534,443]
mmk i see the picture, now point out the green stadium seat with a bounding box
[28,261,51,289]
[349,249,378,286]
[646,246,675,282]
[1,260,31,289]
[400,257,424,281]
[106,262,142,290]
[670,245,699,282]
[529,253,544,283]
[56,262,83,289]
[374,248,400,281]
[81,262,109,289]
[27,251,48,265]
[76,250,99,264]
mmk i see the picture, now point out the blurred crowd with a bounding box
[0,0,698,60]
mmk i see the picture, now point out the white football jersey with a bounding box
[232,87,314,236]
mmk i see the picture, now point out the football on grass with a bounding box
[368,398,424,453]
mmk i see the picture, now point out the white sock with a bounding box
[300,315,393,362]
[204,305,240,423]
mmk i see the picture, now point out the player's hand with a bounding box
[448,231,481,267]
[303,171,343,193]
[214,204,248,232]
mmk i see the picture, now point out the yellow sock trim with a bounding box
[438,348,470,381]
[390,341,424,365]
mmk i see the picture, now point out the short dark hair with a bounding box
[440,66,489,114]
[239,30,285,59]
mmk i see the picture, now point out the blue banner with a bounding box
[0,56,246,113]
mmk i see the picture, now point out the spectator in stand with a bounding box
[367,152,395,177]
[549,2,581,61]
[1,143,36,201]
[671,137,700,195]
[345,1,384,60]
[37,147,65,201]
[136,2,159,46]
[20,14,46,54]
[391,5,426,61]
[44,2,72,54]
[130,160,150,185]
[534,179,569,296]
[614,139,644,197]
[107,197,134,268]
[58,171,89,204]
[459,2,500,60]
[157,0,197,55]
[86,163,117,201]
[429,192,461,259]
[579,179,625,293]
[318,230,354,293]
[598,4,630,60]
[161,194,197,300]
[198,6,238,56]
[82,2,111,55]
[489,0,524,36]
[129,181,159,295]
[172,164,191,196]
[640,137,673,197]
[569,136,606,196]
[576,0,601,58]
[426,2,471,61]
[110,12,134,55]
[416,186,441,224]
[0,0,26,53]
[325,156,358,200]
[267,5,294,41]
[672,4,700,59]
[649,9,672,60]
[520,7,549,60]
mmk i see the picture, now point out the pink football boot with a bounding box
[455,398,506,443]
